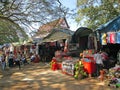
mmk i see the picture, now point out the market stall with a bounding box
[97,15,120,64]
[81,49,96,77]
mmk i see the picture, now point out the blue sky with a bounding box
[60,0,76,10]
[60,0,79,31]
[31,0,79,33]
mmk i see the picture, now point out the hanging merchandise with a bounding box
[94,36,98,50]
[109,32,116,44]
[88,36,95,49]
[116,32,120,44]
[101,33,107,45]
[107,32,110,43]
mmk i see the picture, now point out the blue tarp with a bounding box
[97,16,120,33]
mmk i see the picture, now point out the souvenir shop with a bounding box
[50,27,97,79]
[49,32,120,88]
[100,31,120,63]
[96,16,120,88]
[97,16,120,63]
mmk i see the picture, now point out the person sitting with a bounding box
[30,54,35,62]
[33,54,40,63]
[14,56,21,70]
[21,55,29,65]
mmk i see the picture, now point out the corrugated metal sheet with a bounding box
[71,27,93,43]
[97,16,120,32]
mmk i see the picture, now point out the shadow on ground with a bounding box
[0,62,119,90]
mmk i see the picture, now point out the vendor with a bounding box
[94,50,104,77]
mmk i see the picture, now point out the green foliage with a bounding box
[0,0,68,44]
[0,17,28,44]
[0,0,68,31]
[76,0,120,30]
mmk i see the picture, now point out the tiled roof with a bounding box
[37,18,69,34]
[34,17,70,39]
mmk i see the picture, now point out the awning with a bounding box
[97,16,120,33]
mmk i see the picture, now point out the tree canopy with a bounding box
[76,0,120,30]
[0,0,68,44]
[0,17,28,44]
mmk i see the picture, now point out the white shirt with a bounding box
[94,53,103,64]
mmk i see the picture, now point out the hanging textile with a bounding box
[88,36,95,49]
[94,36,98,50]
[116,32,120,44]
[101,33,107,45]
[107,32,110,43]
[109,32,116,44]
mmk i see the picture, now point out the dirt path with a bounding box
[0,63,119,90]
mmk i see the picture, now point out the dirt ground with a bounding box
[0,62,119,90]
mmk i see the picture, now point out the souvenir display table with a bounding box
[62,59,78,76]
[107,65,120,88]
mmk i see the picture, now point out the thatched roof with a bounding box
[42,29,74,42]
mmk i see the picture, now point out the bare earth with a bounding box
[0,63,119,90]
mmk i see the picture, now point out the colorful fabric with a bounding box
[101,33,107,45]
[107,32,110,43]
[110,32,116,44]
[116,32,120,44]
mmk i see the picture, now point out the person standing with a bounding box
[8,52,14,67]
[1,54,6,70]
[94,51,104,77]
[15,52,21,69]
